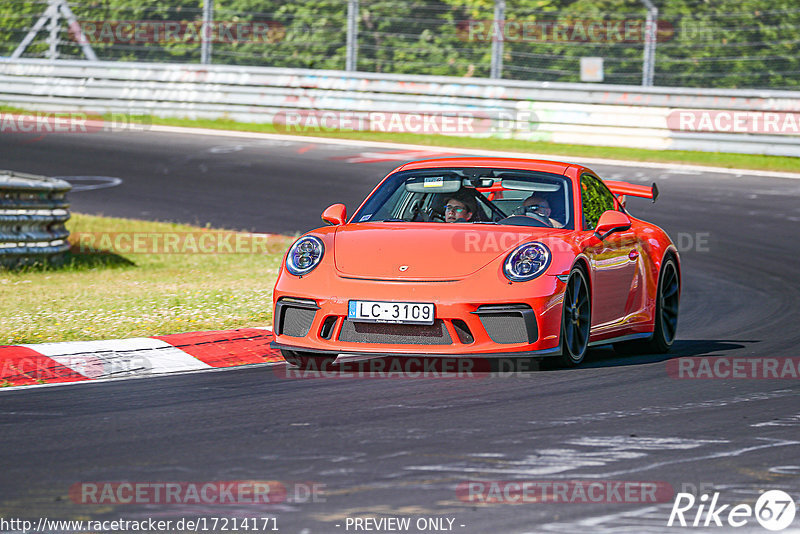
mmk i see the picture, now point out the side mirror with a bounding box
[321,203,347,226]
[594,210,631,240]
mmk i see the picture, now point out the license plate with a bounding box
[348,300,435,325]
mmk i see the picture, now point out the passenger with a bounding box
[519,195,563,228]
[443,192,477,223]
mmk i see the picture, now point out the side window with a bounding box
[580,174,616,230]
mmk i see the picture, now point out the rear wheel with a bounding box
[556,266,591,367]
[614,256,679,355]
[280,349,336,370]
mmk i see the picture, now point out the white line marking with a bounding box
[567,436,727,450]
[406,436,725,477]
[769,466,800,475]
[577,438,800,479]
[53,176,123,192]
[663,170,702,175]
[752,413,800,427]
[209,144,245,153]
[527,389,795,428]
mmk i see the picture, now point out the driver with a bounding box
[518,195,563,228]
[443,192,477,223]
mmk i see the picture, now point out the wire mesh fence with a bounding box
[1,0,798,90]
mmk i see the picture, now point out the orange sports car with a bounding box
[271,158,680,368]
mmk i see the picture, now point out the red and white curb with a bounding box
[0,327,283,389]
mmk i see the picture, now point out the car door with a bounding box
[580,173,640,331]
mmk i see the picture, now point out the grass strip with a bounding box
[1,213,290,345]
[151,116,800,173]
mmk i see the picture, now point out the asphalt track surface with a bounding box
[2,129,800,533]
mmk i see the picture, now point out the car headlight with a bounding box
[503,242,551,282]
[286,236,324,276]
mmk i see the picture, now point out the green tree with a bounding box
[1,0,796,89]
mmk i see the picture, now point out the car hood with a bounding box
[333,223,560,280]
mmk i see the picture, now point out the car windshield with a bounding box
[352,167,574,229]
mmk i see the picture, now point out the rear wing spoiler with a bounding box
[604,180,659,203]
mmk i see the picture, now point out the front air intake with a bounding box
[472,304,537,344]
[452,319,474,344]
[275,298,318,337]
[338,319,452,345]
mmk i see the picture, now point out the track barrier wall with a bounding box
[1,59,799,157]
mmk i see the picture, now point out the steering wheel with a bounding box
[424,206,445,222]
[523,211,554,227]
[409,199,424,221]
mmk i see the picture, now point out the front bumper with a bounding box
[270,341,561,359]
[272,271,566,357]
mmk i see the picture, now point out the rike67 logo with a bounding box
[668,490,796,531]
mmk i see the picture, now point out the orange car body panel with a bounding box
[604,180,656,200]
[272,158,679,357]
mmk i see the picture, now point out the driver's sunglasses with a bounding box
[445,205,466,213]
[525,205,549,213]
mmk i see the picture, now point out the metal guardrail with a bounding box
[0,171,71,267]
[0,58,799,157]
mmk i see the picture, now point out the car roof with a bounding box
[394,157,576,176]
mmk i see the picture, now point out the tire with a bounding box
[556,266,591,367]
[614,256,679,355]
[280,349,336,370]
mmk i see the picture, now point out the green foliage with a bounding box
[0,0,46,57]
[579,174,615,230]
[1,0,796,89]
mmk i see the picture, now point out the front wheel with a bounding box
[556,266,591,367]
[614,256,679,355]
[280,349,336,370]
